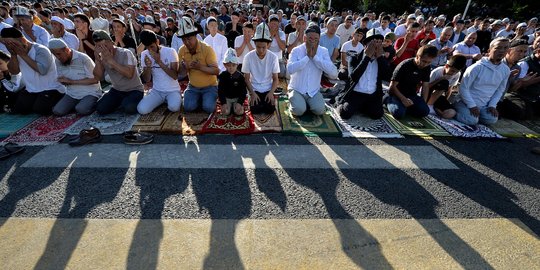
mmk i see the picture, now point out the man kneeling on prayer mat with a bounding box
[218,48,247,116]
[242,23,279,114]
[287,24,338,116]
[336,29,390,119]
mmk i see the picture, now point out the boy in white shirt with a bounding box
[204,16,228,72]
[137,30,180,115]
[242,23,280,114]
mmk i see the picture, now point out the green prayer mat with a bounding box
[517,119,540,135]
[383,113,450,137]
[278,97,341,136]
[491,118,539,138]
[0,113,40,138]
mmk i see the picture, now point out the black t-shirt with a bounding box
[391,58,430,97]
[225,22,243,48]
[284,23,296,35]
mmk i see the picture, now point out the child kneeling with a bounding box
[218,48,247,115]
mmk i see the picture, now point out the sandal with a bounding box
[0,142,25,160]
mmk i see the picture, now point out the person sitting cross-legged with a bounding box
[137,29,181,115]
[287,24,338,116]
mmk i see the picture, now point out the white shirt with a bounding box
[340,40,364,54]
[55,50,101,99]
[204,33,228,72]
[452,42,481,67]
[269,30,286,60]
[353,58,378,94]
[376,27,392,37]
[90,17,110,34]
[336,23,355,46]
[57,31,80,50]
[241,50,280,93]
[287,44,338,97]
[18,43,65,93]
[22,25,50,46]
[429,66,461,87]
[234,35,255,64]
[496,29,514,38]
[394,24,407,37]
[141,46,180,93]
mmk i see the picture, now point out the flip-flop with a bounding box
[0,142,25,160]
[123,131,154,145]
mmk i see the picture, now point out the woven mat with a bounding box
[384,113,450,137]
[131,105,170,132]
[160,111,209,135]
[0,113,39,138]
[253,109,282,133]
[4,114,80,145]
[329,107,402,138]
[64,112,140,135]
[201,103,255,135]
[517,119,540,135]
[278,97,341,136]
[427,115,504,139]
[491,118,539,138]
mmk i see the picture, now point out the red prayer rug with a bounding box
[201,103,255,135]
[4,114,81,145]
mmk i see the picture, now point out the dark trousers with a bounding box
[250,91,275,114]
[337,91,384,119]
[12,89,63,115]
[0,87,17,112]
[498,95,538,120]
[96,88,143,115]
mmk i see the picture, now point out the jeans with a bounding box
[454,101,498,125]
[386,95,429,119]
[96,88,143,115]
[183,84,218,114]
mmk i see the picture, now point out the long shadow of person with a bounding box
[426,139,540,237]
[0,149,62,229]
[126,168,189,270]
[34,164,126,269]
[191,166,252,270]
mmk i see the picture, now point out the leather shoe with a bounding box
[69,128,102,147]
[123,131,154,145]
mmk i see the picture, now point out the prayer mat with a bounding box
[384,113,451,137]
[278,97,341,136]
[517,119,540,134]
[201,103,255,135]
[4,114,80,145]
[0,113,39,138]
[64,112,140,135]
[278,78,288,92]
[131,105,170,132]
[491,118,539,138]
[160,111,209,135]
[427,115,504,139]
[329,107,403,138]
[253,109,282,133]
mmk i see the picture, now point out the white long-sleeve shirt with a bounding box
[459,57,510,108]
[203,33,228,72]
[287,43,338,97]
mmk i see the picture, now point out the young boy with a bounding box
[427,55,467,119]
[382,32,396,61]
[0,51,23,112]
[242,23,280,114]
[218,48,247,116]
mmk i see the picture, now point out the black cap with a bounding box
[0,27,23,38]
[510,39,529,48]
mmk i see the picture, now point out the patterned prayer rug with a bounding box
[253,109,282,133]
[278,97,341,136]
[383,113,451,137]
[427,115,504,139]
[491,118,539,138]
[64,112,140,135]
[131,105,170,132]
[329,107,403,138]
[0,113,40,138]
[160,111,209,135]
[4,114,81,145]
[201,103,255,135]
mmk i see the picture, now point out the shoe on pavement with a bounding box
[69,128,102,147]
[0,142,25,160]
[123,131,154,145]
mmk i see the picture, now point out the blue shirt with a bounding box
[319,33,340,59]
